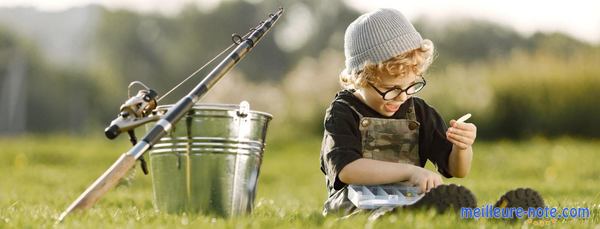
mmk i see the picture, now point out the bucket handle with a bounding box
[237,101,250,118]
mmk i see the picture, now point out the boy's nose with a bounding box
[394,91,408,102]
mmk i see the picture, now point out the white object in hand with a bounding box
[456,113,472,123]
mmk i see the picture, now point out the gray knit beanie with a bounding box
[344,8,423,74]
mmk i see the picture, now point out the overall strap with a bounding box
[406,98,417,121]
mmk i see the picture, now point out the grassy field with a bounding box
[0,135,599,228]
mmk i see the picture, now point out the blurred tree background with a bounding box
[0,0,599,140]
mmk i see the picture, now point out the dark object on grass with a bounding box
[494,188,545,219]
[408,184,478,213]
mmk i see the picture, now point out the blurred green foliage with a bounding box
[0,0,599,140]
[0,26,98,133]
[421,38,600,139]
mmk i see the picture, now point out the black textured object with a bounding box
[493,188,545,218]
[407,184,477,213]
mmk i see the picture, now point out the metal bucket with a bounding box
[146,102,272,216]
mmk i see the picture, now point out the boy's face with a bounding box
[355,71,419,117]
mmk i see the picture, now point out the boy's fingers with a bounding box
[447,129,475,143]
[448,127,476,139]
[419,181,427,194]
[447,132,467,143]
[434,177,443,187]
[452,133,473,146]
[449,119,457,127]
[452,122,476,131]
[427,179,434,192]
[447,134,469,149]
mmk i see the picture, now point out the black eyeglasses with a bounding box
[368,77,427,101]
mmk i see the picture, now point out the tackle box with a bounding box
[347,183,424,209]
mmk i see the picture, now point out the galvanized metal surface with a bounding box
[148,103,272,217]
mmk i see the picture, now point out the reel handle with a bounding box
[105,125,120,139]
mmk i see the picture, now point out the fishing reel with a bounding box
[104,81,161,175]
[104,81,160,139]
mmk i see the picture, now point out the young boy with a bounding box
[320,8,543,216]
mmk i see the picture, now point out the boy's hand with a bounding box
[446,120,477,150]
[408,166,443,193]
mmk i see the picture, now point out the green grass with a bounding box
[0,135,599,228]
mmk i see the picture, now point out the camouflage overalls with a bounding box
[323,98,421,216]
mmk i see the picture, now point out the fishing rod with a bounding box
[57,7,284,222]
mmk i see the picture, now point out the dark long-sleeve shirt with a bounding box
[320,90,454,194]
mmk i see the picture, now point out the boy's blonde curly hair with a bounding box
[340,39,435,89]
